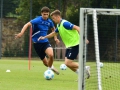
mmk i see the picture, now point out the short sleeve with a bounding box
[63,21,74,30]
[30,17,40,24]
[55,28,59,33]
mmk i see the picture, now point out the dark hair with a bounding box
[41,6,50,13]
[50,10,61,16]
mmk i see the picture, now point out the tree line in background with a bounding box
[1,0,120,60]
[1,0,120,23]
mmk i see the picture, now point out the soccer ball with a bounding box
[99,62,103,68]
[44,70,54,80]
[60,64,67,70]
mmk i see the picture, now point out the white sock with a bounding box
[48,67,51,70]
[75,69,79,74]
[51,65,54,69]
[48,65,54,70]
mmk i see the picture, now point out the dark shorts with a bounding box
[33,42,52,60]
[65,45,79,60]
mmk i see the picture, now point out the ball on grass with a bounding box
[100,62,103,68]
[44,70,54,80]
[60,64,67,70]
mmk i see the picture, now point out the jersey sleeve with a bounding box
[30,17,39,24]
[63,21,74,30]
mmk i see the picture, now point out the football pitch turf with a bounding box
[0,58,78,90]
[0,58,120,90]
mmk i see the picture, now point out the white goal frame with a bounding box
[78,8,120,90]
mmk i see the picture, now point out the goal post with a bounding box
[78,8,84,90]
[78,8,120,90]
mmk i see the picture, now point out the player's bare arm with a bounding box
[72,25,89,44]
[38,31,57,41]
[15,22,32,39]
[72,25,80,33]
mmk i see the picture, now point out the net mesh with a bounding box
[80,8,120,90]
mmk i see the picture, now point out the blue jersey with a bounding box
[30,16,54,43]
[55,19,74,33]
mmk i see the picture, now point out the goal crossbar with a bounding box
[83,8,120,15]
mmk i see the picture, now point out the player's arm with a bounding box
[63,21,80,33]
[38,31,58,41]
[72,25,80,33]
[71,24,89,44]
[15,22,32,39]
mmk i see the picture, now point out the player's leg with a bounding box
[64,45,90,78]
[42,56,59,74]
[42,57,48,67]
[64,58,90,79]
[64,45,79,72]
[64,58,79,72]
[44,43,59,75]
[85,66,90,79]
[45,47,54,68]
[33,42,59,75]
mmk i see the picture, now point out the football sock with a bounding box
[48,67,51,70]
[51,65,54,69]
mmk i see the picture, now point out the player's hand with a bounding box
[15,33,23,39]
[55,38,60,45]
[38,36,45,41]
[86,40,89,44]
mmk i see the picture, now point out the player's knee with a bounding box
[48,53,54,58]
[64,60,71,67]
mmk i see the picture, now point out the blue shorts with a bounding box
[65,45,79,60]
[33,42,52,60]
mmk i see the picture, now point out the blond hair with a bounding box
[50,10,61,16]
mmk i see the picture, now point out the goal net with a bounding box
[78,8,120,90]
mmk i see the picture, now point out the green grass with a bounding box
[85,61,120,90]
[0,58,120,90]
[0,58,78,90]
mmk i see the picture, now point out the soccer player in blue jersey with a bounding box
[15,6,60,75]
[38,10,90,79]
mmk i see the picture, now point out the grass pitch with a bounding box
[0,58,120,90]
[0,58,78,90]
